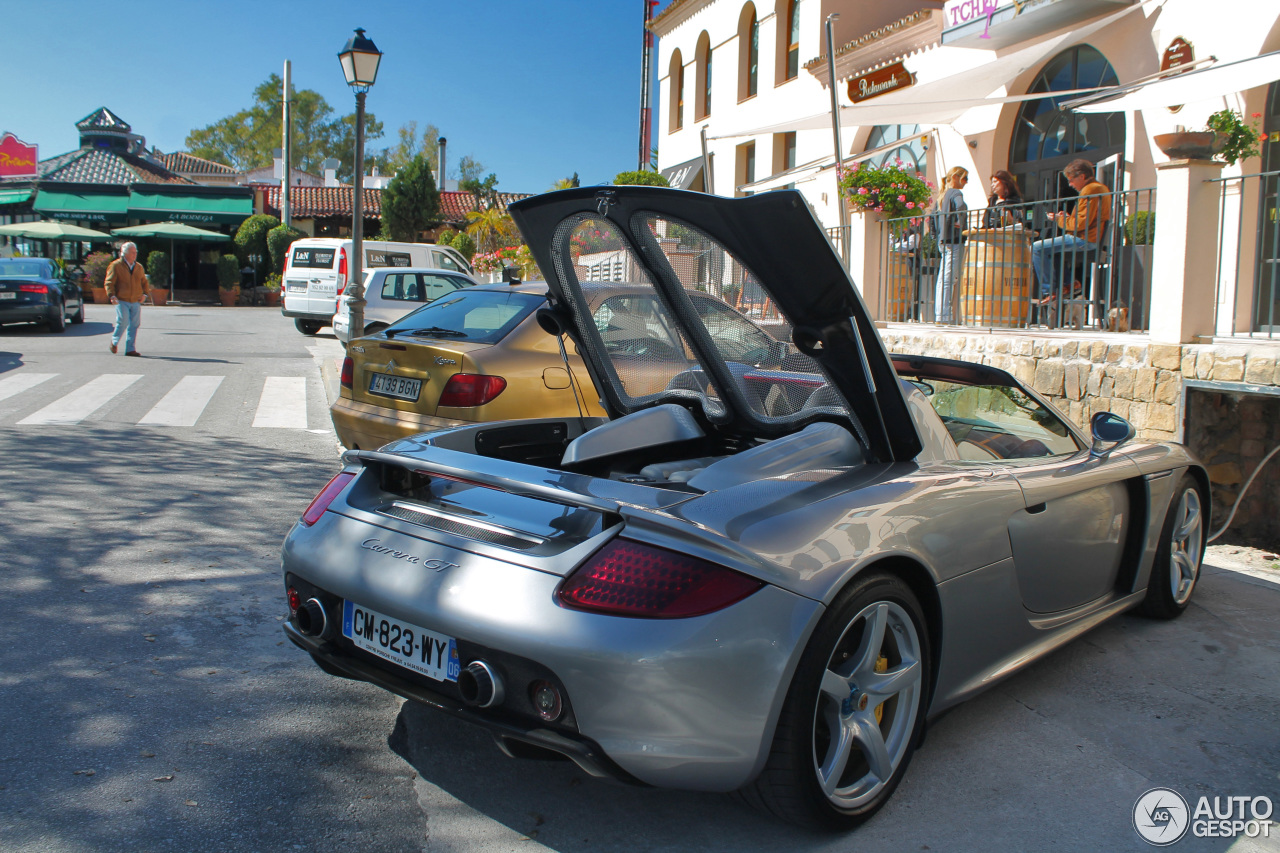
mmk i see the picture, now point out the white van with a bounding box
[281,238,473,335]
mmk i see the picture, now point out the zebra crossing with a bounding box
[0,370,322,431]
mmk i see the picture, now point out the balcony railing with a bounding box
[875,188,1156,333]
[1207,168,1280,340]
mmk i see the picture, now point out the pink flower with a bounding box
[858,187,868,194]
[898,195,906,202]
[906,202,915,209]
[1252,112,1263,118]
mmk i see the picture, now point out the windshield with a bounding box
[0,259,56,279]
[384,289,543,344]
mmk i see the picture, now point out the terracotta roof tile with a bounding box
[262,187,533,221]
[154,151,237,176]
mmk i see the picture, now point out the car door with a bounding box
[927,378,1140,613]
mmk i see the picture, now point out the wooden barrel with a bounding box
[885,252,915,322]
[960,229,1032,327]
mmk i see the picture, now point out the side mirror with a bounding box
[1089,411,1135,457]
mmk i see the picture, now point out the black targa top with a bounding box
[508,186,922,465]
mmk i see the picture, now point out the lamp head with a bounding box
[338,28,382,89]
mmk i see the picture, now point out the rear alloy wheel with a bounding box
[295,319,323,336]
[1140,476,1206,619]
[48,304,66,333]
[71,302,85,324]
[743,573,930,829]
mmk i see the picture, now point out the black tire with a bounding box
[741,573,930,830]
[1140,475,1207,619]
[48,304,66,333]
[71,302,85,324]
[295,318,323,336]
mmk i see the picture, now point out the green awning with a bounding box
[0,188,32,206]
[33,189,130,223]
[127,191,252,225]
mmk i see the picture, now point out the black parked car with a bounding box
[0,258,84,332]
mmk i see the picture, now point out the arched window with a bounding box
[786,0,801,81]
[1010,45,1124,201]
[695,32,713,120]
[738,4,759,101]
[865,125,925,174]
[669,49,684,132]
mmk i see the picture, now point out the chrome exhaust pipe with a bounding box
[457,661,504,708]
[295,598,329,639]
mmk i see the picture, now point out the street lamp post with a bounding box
[338,27,382,343]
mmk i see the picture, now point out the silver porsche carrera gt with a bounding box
[281,186,1208,829]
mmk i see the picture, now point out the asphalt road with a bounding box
[0,304,1277,852]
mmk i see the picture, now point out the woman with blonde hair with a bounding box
[929,166,968,323]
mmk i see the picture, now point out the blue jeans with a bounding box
[1031,235,1090,297]
[936,244,964,323]
[112,299,142,352]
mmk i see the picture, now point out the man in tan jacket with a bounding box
[1031,158,1112,305]
[105,242,150,356]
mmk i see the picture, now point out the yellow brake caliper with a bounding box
[874,656,888,724]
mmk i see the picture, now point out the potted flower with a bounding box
[263,273,282,307]
[1155,110,1266,164]
[145,250,170,306]
[838,161,933,228]
[216,254,241,306]
[82,251,114,304]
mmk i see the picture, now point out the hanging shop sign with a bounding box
[0,133,38,179]
[847,61,916,104]
[1161,37,1195,73]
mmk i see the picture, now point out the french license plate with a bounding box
[342,600,460,682]
[286,280,307,292]
[369,372,421,400]
[0,292,15,300]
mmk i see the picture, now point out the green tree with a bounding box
[456,155,485,185]
[379,153,442,242]
[614,170,670,186]
[450,231,476,261]
[145,250,170,288]
[267,224,307,274]
[185,74,383,182]
[234,214,281,281]
[549,172,580,191]
[377,121,441,175]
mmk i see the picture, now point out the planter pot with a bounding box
[264,290,280,307]
[1153,131,1228,161]
[218,288,238,307]
[91,286,109,304]
[149,288,169,307]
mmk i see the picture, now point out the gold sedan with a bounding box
[331,281,789,451]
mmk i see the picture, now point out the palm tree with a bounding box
[465,208,517,253]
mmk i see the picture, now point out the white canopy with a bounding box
[707,1,1147,141]
[1070,50,1280,113]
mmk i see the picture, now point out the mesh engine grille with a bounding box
[380,504,539,550]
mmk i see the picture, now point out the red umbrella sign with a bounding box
[0,133,38,179]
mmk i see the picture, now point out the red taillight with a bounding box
[337,248,348,294]
[19,283,48,294]
[286,587,302,616]
[439,374,507,408]
[300,471,356,526]
[557,539,763,618]
[340,356,353,389]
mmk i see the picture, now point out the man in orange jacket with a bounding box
[1031,159,1111,305]
[105,242,151,356]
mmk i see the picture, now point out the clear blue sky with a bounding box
[2,0,672,193]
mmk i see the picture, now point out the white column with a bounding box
[848,210,885,319]
[1149,159,1225,343]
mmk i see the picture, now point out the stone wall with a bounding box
[879,329,1280,546]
